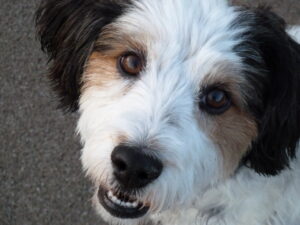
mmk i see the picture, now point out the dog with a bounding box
[36,0,300,224]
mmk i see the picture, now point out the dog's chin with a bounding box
[97,185,150,220]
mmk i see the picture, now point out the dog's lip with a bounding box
[98,185,149,219]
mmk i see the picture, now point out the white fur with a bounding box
[77,0,300,224]
[288,25,300,43]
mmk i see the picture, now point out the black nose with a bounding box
[111,145,163,189]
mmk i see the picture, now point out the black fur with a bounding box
[36,0,131,111]
[235,7,300,175]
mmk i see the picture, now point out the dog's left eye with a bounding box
[118,52,144,76]
[199,89,231,115]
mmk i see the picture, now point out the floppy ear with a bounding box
[238,7,300,175]
[36,0,130,111]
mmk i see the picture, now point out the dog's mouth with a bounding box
[98,185,149,219]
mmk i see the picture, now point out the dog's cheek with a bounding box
[214,111,257,177]
[163,122,222,206]
[79,132,115,183]
[78,90,130,183]
[77,54,130,182]
[197,108,257,178]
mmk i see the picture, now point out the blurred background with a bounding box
[1,0,299,225]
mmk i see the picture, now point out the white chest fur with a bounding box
[153,149,300,225]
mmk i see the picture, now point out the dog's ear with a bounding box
[36,0,130,111]
[237,7,300,175]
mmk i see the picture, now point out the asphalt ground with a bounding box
[1,1,299,225]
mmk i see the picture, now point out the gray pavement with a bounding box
[1,0,299,225]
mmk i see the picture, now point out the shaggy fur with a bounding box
[36,0,300,224]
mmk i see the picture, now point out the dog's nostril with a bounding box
[138,171,149,180]
[114,159,127,172]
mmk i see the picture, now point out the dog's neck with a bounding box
[152,147,300,225]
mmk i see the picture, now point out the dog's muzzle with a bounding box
[98,145,163,218]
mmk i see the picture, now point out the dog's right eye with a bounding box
[199,88,231,115]
[118,52,144,77]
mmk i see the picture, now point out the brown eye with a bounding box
[118,52,143,76]
[200,89,231,115]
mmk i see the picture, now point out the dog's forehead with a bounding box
[113,0,243,82]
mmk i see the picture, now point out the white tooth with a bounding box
[112,196,118,203]
[108,191,113,198]
[116,199,122,205]
[126,202,133,208]
[132,202,138,208]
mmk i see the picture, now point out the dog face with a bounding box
[36,0,300,224]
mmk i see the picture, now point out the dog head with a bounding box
[36,0,300,224]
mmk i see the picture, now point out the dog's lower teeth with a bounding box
[107,190,139,208]
[132,202,138,207]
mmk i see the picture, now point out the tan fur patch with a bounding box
[212,108,256,176]
[82,52,120,90]
[198,108,257,178]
